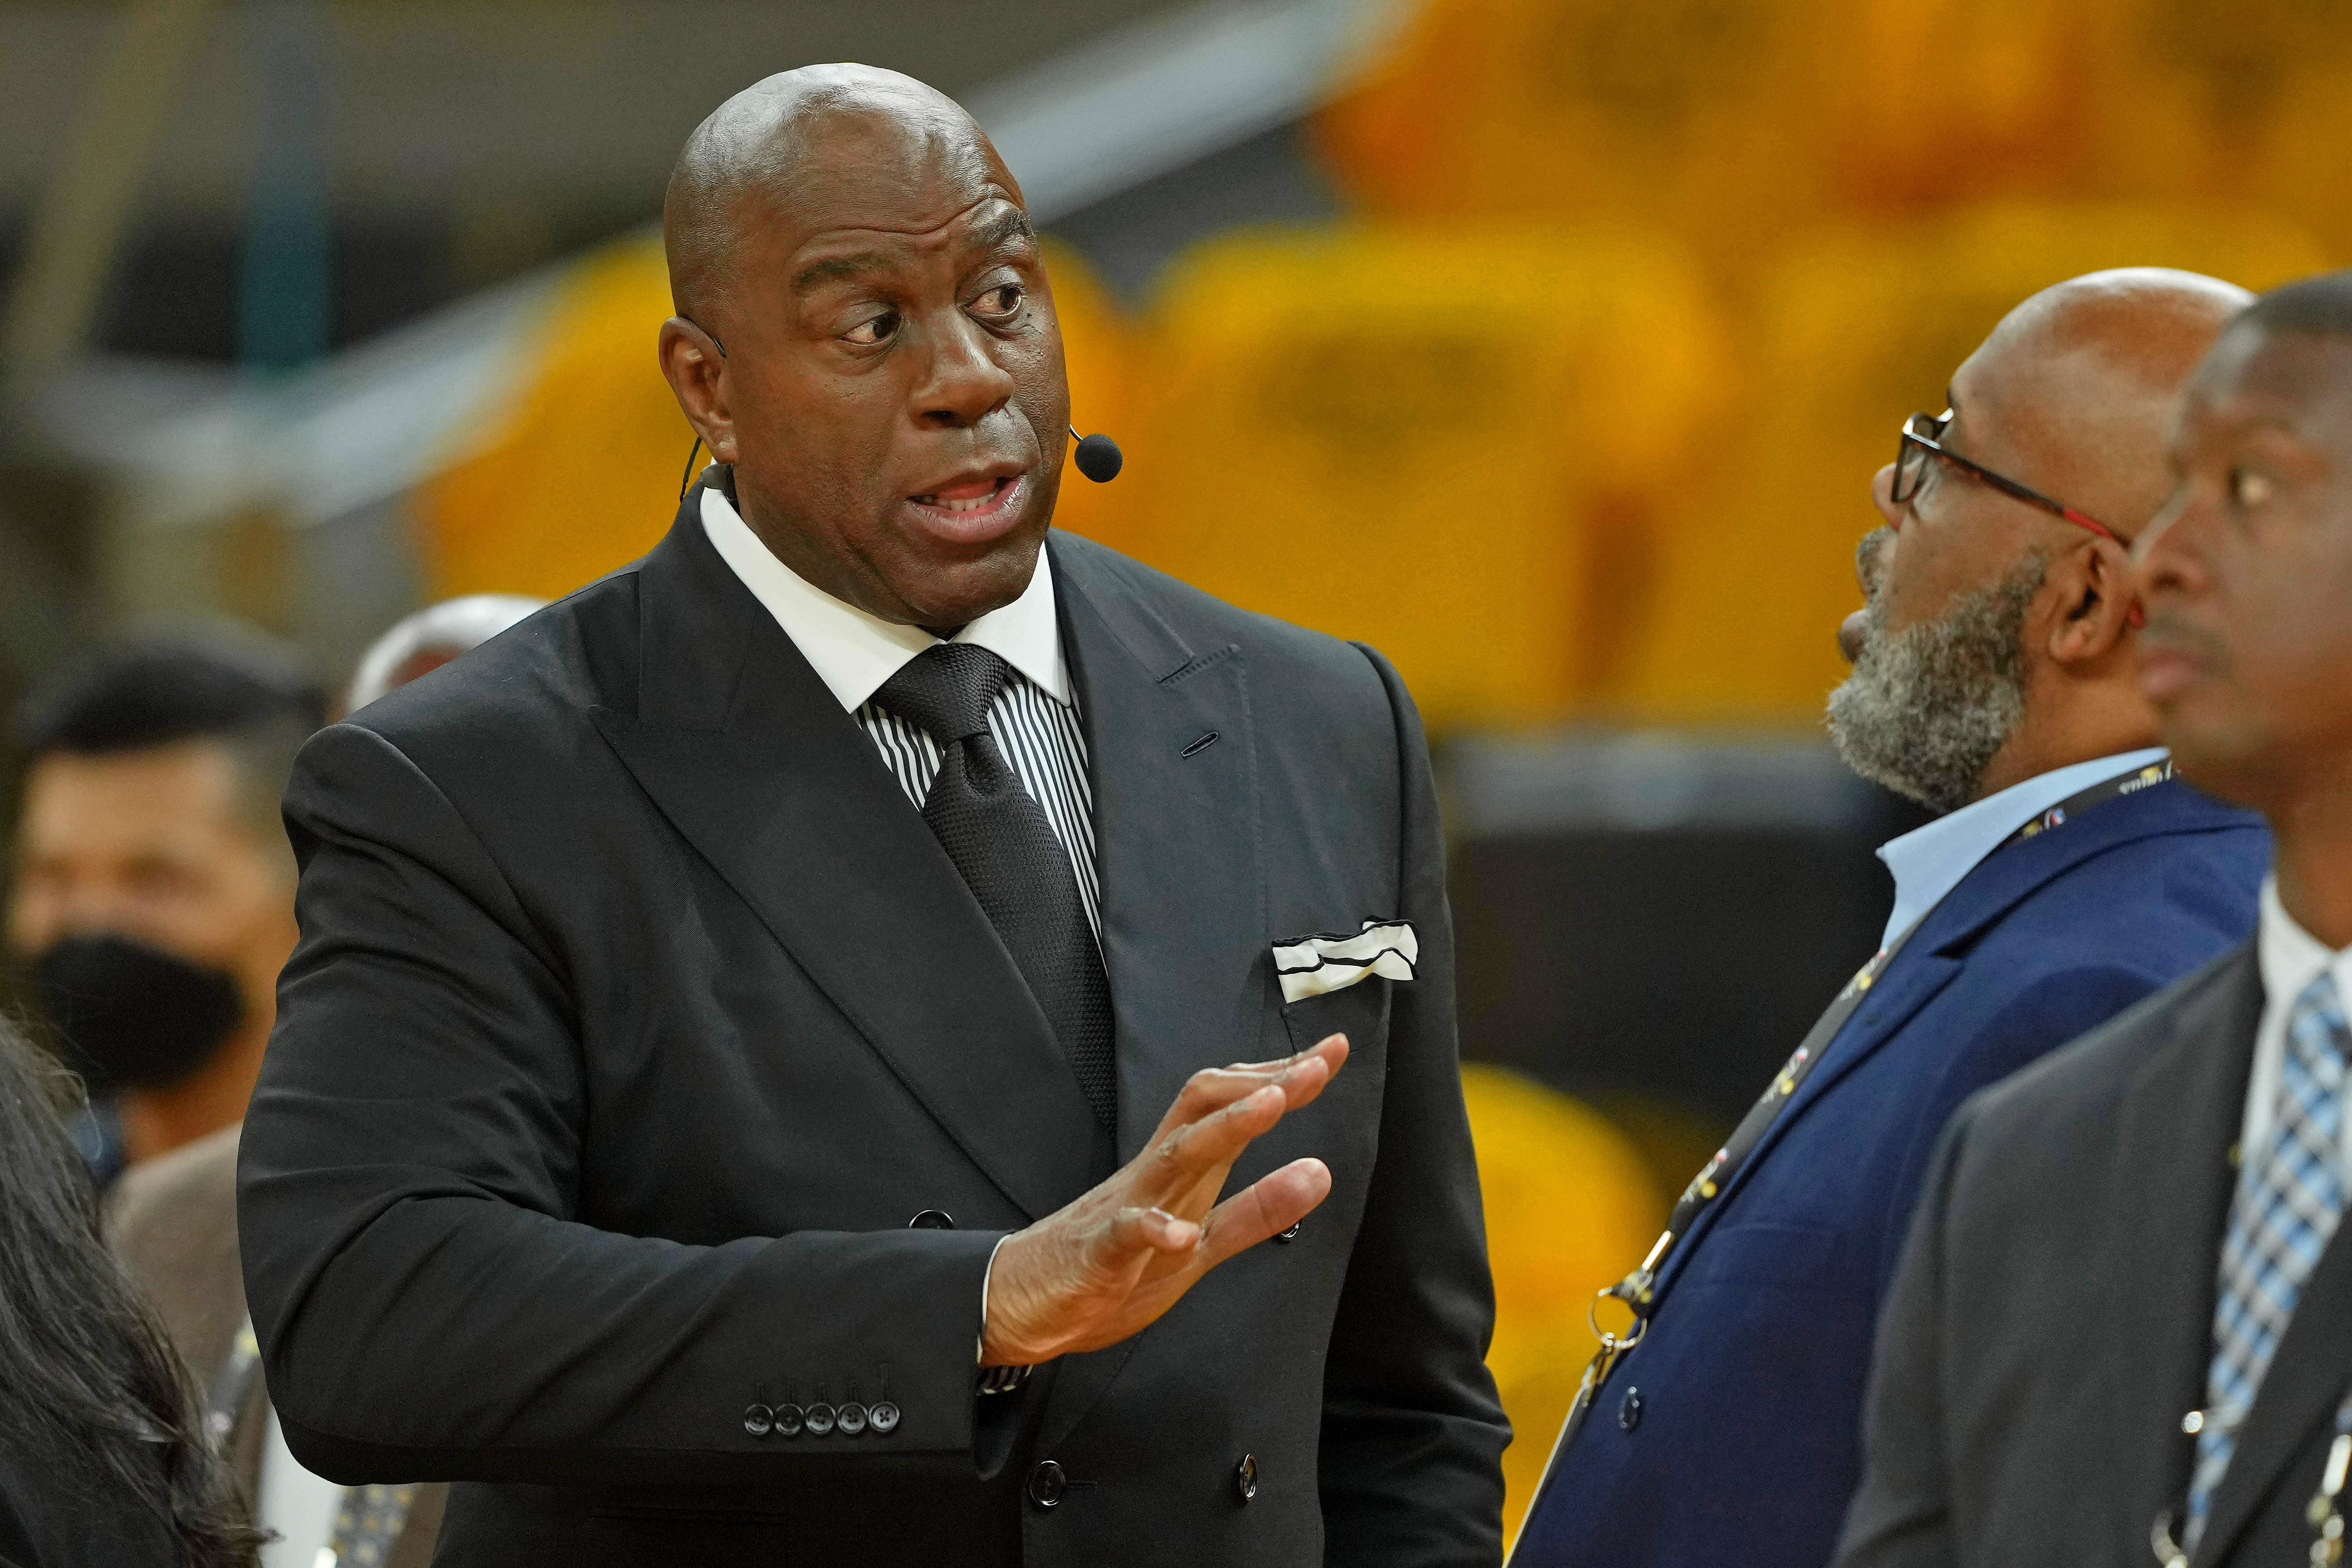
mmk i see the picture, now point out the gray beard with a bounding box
[1825,553,2048,814]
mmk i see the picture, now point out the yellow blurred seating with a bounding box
[1111,223,1731,729]
[1314,0,1843,271]
[1320,0,2119,251]
[1617,201,2326,724]
[2087,0,2352,259]
[1460,1064,1665,1548]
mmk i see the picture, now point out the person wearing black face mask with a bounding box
[8,636,320,1177]
[33,933,247,1098]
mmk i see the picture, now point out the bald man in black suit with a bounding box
[237,65,1505,1567]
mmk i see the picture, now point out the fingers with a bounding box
[1152,1036,1351,1140]
[1260,1035,1349,1115]
[1217,1034,1349,1077]
[1198,1158,1334,1266]
[1126,1036,1350,1206]
[1104,1204,1202,1259]
[1102,1156,1334,1288]
[1128,1082,1290,1209]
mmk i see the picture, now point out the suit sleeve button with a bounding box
[1235,1453,1258,1501]
[804,1402,836,1436]
[1272,1221,1302,1244]
[1618,1386,1643,1432]
[1027,1459,1068,1509]
[742,1403,773,1438]
[868,1400,901,1434]
[772,1403,805,1438]
[908,1209,956,1229]
[835,1402,868,1435]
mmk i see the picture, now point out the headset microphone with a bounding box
[1070,425,1123,483]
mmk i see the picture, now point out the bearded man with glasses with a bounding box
[1513,269,2271,1568]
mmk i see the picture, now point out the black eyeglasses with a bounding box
[1893,411,2126,546]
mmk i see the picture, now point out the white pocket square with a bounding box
[1272,919,1418,1004]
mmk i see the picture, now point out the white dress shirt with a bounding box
[1874,747,2172,951]
[699,484,1099,934]
[2243,876,2352,1186]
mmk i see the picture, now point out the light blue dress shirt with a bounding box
[1875,747,2172,951]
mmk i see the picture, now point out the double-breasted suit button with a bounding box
[836,1402,868,1435]
[1235,1454,1259,1501]
[868,1400,900,1434]
[1272,1221,1302,1244]
[742,1403,773,1438]
[1618,1386,1643,1432]
[772,1403,805,1438]
[1027,1460,1068,1509]
[804,1402,837,1436]
[908,1209,955,1229]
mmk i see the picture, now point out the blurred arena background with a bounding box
[0,0,2339,1532]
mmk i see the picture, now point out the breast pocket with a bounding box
[1257,978,1395,1251]
[1281,975,1393,1062]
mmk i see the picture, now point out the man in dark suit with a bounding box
[1511,270,2271,1567]
[235,64,1505,1566]
[1838,270,2352,1568]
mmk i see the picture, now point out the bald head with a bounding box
[665,65,1021,328]
[1957,268,2252,537]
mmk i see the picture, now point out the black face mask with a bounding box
[31,934,244,1094]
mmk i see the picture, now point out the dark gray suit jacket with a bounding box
[1839,944,2352,1568]
[236,493,1507,1566]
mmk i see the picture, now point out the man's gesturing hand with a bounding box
[979,1034,1350,1367]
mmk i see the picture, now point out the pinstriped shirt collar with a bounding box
[699,485,1071,712]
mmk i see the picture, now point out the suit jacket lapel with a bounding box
[2105,948,2260,1552]
[589,495,1102,1221]
[1031,535,1264,1453]
[1656,785,2250,1297]
[2196,953,2352,1563]
[1050,535,1263,1165]
[2202,1231,2352,1562]
[1650,947,1964,1293]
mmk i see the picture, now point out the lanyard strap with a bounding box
[1616,918,1920,1320]
[1611,756,2176,1325]
[2312,1395,2352,1565]
[1526,761,2180,1517]
[2152,1390,2352,1567]
[2005,758,2173,849]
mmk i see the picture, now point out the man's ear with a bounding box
[659,317,737,464]
[2048,536,2140,665]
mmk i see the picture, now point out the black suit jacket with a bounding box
[1838,944,2352,1568]
[236,493,1507,1566]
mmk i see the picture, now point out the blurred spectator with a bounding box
[1514,270,2272,1566]
[104,599,531,1568]
[0,1010,260,1567]
[8,635,323,1178]
[340,593,545,715]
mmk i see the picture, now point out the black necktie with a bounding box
[874,644,1116,1130]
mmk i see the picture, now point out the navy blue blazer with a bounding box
[1511,778,2267,1568]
